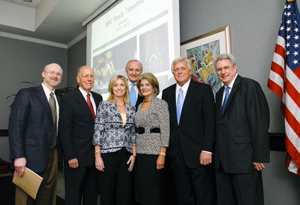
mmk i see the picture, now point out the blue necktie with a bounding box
[221,86,230,115]
[177,88,184,124]
[129,83,136,106]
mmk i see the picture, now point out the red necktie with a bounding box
[87,93,96,119]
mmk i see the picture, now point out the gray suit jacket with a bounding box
[135,96,170,155]
[215,75,270,173]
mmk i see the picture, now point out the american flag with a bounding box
[268,0,300,174]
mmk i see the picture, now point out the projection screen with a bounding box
[87,0,180,99]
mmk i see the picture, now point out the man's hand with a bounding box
[14,157,26,177]
[68,158,79,169]
[200,151,212,165]
[253,162,266,171]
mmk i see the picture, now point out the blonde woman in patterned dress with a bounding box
[134,73,170,205]
[93,74,137,205]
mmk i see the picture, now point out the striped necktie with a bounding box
[49,92,57,149]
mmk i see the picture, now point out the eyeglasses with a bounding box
[44,71,62,77]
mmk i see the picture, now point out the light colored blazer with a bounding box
[93,101,136,153]
[135,96,170,155]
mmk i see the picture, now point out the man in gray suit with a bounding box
[9,63,63,205]
[214,53,270,205]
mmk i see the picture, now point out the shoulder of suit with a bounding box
[239,76,261,88]
[191,80,213,94]
[152,96,167,105]
[91,91,102,98]
[60,88,77,100]
[149,97,168,111]
[162,83,176,93]
[126,102,135,110]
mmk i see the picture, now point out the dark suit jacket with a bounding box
[214,75,270,173]
[59,87,102,167]
[162,80,215,168]
[135,94,144,110]
[9,85,60,173]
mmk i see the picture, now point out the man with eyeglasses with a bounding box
[125,59,144,110]
[9,63,63,205]
[59,66,102,205]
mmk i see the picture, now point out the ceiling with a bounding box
[0,0,109,48]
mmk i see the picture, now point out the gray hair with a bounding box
[213,53,236,68]
[171,57,192,73]
[77,66,93,76]
[125,59,143,72]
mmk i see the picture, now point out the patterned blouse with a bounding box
[93,101,136,154]
[135,96,170,155]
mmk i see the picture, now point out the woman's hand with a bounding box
[95,156,105,172]
[127,155,136,172]
[156,155,165,170]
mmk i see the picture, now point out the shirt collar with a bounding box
[79,86,90,96]
[41,83,54,98]
[176,79,191,94]
[227,74,238,89]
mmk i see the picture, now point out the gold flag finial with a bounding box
[288,0,294,2]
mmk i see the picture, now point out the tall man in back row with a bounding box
[9,63,63,205]
[59,66,102,205]
[125,59,144,109]
[162,57,216,204]
[214,53,270,205]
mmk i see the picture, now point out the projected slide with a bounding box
[92,36,137,93]
[87,0,180,98]
[140,23,169,73]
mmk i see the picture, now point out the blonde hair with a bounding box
[136,73,159,97]
[107,74,130,104]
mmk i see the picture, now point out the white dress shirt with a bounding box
[41,83,59,129]
[79,86,97,114]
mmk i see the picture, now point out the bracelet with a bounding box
[132,154,136,158]
[159,152,166,156]
[94,150,100,154]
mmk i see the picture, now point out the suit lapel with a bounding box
[216,86,224,119]
[36,85,53,127]
[74,88,95,120]
[223,75,241,114]
[179,80,196,125]
[168,85,178,127]
[91,91,101,109]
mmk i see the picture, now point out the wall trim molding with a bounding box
[0,31,68,49]
[67,31,86,48]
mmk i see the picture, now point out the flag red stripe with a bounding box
[294,66,300,79]
[286,78,300,108]
[285,109,300,144]
[270,61,285,80]
[285,134,300,168]
[267,79,283,99]
[274,44,286,59]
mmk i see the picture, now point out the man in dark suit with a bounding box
[162,57,216,204]
[125,59,144,109]
[214,53,270,205]
[59,66,103,205]
[9,63,63,205]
